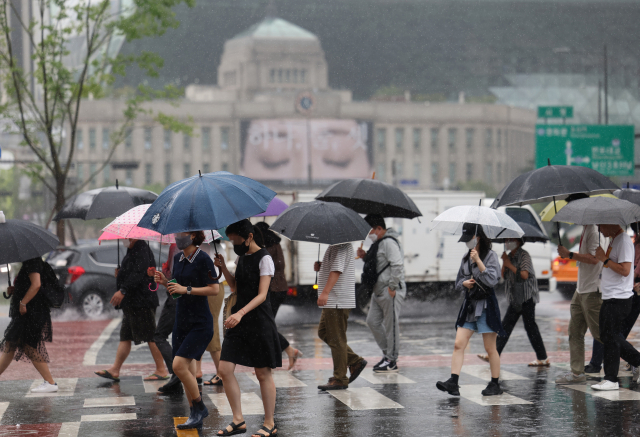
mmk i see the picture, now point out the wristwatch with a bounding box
[604,258,610,266]
[186,286,192,295]
[569,252,574,259]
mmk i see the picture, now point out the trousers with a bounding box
[569,291,602,375]
[366,289,405,361]
[318,308,362,385]
[153,293,176,374]
[496,299,547,360]
[600,297,640,382]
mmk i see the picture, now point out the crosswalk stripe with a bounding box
[208,393,265,416]
[559,383,640,401]
[0,402,8,423]
[80,413,137,422]
[57,422,81,437]
[83,396,136,408]
[458,385,532,406]
[173,417,200,436]
[26,378,78,398]
[359,369,416,384]
[83,318,121,366]
[328,387,404,410]
[462,365,528,381]
[246,372,307,388]
[142,377,167,394]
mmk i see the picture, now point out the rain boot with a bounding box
[177,399,208,429]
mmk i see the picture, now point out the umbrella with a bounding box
[613,186,640,207]
[271,201,371,287]
[254,197,289,218]
[551,197,640,227]
[492,223,549,244]
[431,205,525,240]
[539,194,617,222]
[0,212,60,297]
[316,178,422,219]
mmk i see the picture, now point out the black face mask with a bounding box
[233,241,250,256]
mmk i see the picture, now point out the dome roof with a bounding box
[231,17,317,41]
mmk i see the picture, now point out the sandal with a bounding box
[204,375,223,386]
[144,373,170,381]
[218,421,247,436]
[95,370,120,382]
[477,354,489,363]
[528,359,550,367]
[252,425,277,437]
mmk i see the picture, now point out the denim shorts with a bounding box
[458,309,495,334]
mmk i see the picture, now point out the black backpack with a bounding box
[359,236,401,300]
[41,261,66,308]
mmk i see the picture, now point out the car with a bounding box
[46,242,160,318]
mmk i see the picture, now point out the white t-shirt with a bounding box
[318,243,356,309]
[236,254,275,277]
[600,231,634,300]
[576,225,604,294]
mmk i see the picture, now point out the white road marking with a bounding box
[83,318,122,366]
[207,393,265,416]
[328,387,404,410]
[83,396,136,408]
[0,402,8,422]
[58,422,81,437]
[560,383,640,401]
[142,377,169,394]
[26,378,78,398]
[359,369,415,384]
[246,372,307,388]
[459,385,532,406]
[462,365,528,381]
[80,413,137,422]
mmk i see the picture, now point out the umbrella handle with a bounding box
[149,282,158,292]
[314,244,320,289]
[2,292,8,300]
[211,231,224,280]
[553,196,563,247]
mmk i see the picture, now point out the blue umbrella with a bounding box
[138,171,276,235]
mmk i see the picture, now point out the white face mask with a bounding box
[465,238,477,250]
[123,239,131,249]
[505,241,519,251]
[368,233,378,243]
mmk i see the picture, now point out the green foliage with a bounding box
[0,168,16,218]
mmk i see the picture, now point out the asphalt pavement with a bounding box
[1,290,640,436]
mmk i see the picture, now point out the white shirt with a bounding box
[576,225,604,294]
[236,254,275,277]
[318,243,356,309]
[600,231,634,300]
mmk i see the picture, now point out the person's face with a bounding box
[598,225,619,237]
[227,233,252,247]
[369,226,385,240]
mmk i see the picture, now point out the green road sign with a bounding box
[538,106,574,119]
[535,125,635,176]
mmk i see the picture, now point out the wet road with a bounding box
[1,290,640,436]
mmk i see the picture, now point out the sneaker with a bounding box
[481,381,503,396]
[348,359,368,383]
[436,379,460,396]
[373,357,386,370]
[591,380,619,391]
[374,360,398,373]
[318,377,348,391]
[555,372,586,385]
[584,364,601,375]
[31,381,58,393]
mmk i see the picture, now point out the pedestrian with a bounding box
[478,238,549,365]
[214,219,281,437]
[0,257,58,393]
[590,224,640,390]
[357,214,405,373]
[315,242,368,391]
[95,239,167,383]
[154,231,219,429]
[436,223,505,397]
[254,221,303,370]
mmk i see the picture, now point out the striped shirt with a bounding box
[504,248,539,304]
[318,243,356,309]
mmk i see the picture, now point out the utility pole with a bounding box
[604,44,608,125]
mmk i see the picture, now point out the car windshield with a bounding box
[46,249,78,267]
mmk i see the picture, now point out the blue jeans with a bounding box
[459,309,494,334]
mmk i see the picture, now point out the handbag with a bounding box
[222,291,237,337]
[466,256,492,301]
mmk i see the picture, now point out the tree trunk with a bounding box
[55,176,66,245]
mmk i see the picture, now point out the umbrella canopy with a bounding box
[539,194,617,222]
[490,164,618,208]
[431,205,525,239]
[0,216,60,265]
[53,181,158,221]
[551,197,640,227]
[614,188,640,207]
[138,172,276,235]
[316,178,422,218]
[493,222,549,243]
[270,201,371,245]
[254,197,289,218]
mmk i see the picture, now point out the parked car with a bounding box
[46,242,159,318]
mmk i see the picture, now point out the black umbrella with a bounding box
[0,216,60,297]
[316,178,422,219]
[271,201,370,286]
[613,183,640,207]
[492,208,549,243]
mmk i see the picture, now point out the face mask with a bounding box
[122,239,130,249]
[175,235,193,251]
[505,241,518,251]
[368,233,378,243]
[233,240,250,256]
[465,238,477,250]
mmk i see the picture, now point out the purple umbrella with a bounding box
[254,197,289,217]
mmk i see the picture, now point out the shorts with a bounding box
[120,307,156,345]
[205,283,225,353]
[458,309,495,334]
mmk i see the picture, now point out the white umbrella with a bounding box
[551,197,640,227]
[431,205,525,239]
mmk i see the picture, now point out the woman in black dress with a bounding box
[154,231,219,430]
[0,257,58,393]
[214,219,281,437]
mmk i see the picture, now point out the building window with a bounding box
[449,163,456,184]
[485,128,493,149]
[183,133,191,151]
[202,127,211,151]
[448,128,457,151]
[102,128,109,150]
[145,163,153,185]
[203,163,210,174]
[277,69,283,83]
[76,129,83,150]
[376,128,386,151]
[292,69,298,83]
[77,163,83,181]
[300,69,306,83]
[413,163,421,180]
[144,127,152,150]
[164,163,172,185]
[221,127,230,150]
[394,160,403,178]
[125,169,133,186]
[466,128,474,150]
[430,128,439,152]
[376,163,386,182]
[89,128,96,150]
[269,69,275,83]
[125,128,132,149]
[485,162,493,184]
[413,128,421,152]
[164,129,171,150]
[497,162,502,184]
[89,163,97,186]
[184,163,191,178]
[431,163,439,184]
[395,128,404,152]
[497,129,502,150]
[466,163,473,181]
[222,162,229,172]
[103,165,110,185]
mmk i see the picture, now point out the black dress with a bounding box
[0,258,52,363]
[220,248,282,369]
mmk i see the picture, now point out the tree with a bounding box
[0,0,194,242]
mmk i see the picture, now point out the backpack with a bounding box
[358,236,401,306]
[41,261,66,308]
